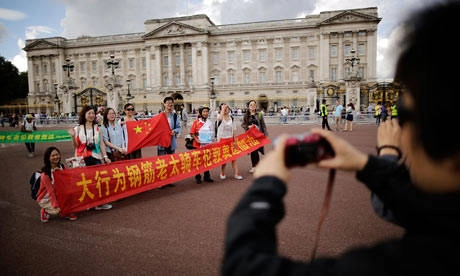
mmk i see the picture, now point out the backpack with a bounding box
[29,171,41,200]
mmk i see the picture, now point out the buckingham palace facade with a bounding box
[24,7,389,115]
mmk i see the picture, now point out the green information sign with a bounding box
[0,130,72,143]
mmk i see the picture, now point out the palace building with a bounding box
[24,7,398,116]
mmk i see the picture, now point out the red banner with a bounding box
[125,112,171,153]
[54,127,269,215]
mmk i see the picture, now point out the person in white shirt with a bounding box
[21,114,37,157]
[216,103,243,180]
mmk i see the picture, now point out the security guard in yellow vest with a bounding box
[320,99,331,130]
[391,102,398,120]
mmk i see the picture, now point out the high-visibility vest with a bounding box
[375,105,381,116]
[320,104,328,116]
[391,105,398,116]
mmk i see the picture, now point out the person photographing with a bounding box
[222,2,460,274]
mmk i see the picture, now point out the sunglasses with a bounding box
[126,108,134,111]
[396,98,413,127]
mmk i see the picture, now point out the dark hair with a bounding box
[124,103,134,110]
[198,106,210,116]
[41,146,62,178]
[247,100,256,107]
[163,96,174,103]
[245,100,257,116]
[102,107,115,127]
[219,103,226,111]
[78,105,96,125]
[347,103,355,110]
[394,0,460,161]
[322,99,327,104]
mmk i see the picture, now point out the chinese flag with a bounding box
[125,112,171,153]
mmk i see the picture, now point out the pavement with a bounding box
[0,122,403,276]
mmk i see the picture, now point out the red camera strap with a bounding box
[310,168,336,260]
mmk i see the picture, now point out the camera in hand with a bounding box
[86,143,95,151]
[284,133,335,168]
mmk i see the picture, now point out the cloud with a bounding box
[0,23,6,44]
[13,0,443,78]
[25,26,59,39]
[215,0,315,24]
[0,8,27,21]
[60,0,182,38]
[12,39,27,72]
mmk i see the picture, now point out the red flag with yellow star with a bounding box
[125,112,171,153]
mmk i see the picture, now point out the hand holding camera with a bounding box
[283,132,335,168]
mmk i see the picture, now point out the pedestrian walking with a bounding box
[333,99,343,131]
[21,114,37,157]
[179,103,189,133]
[343,102,355,132]
[320,99,331,130]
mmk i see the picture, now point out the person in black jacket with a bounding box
[222,2,460,275]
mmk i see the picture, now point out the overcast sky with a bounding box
[0,0,443,79]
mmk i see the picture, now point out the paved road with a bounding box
[0,123,402,276]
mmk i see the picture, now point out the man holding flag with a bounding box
[124,106,172,155]
[156,96,181,188]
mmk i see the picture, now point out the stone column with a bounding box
[191,43,198,85]
[154,45,161,88]
[168,45,173,86]
[145,46,151,89]
[180,43,185,86]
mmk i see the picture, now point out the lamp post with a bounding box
[209,77,216,111]
[53,83,60,117]
[344,49,360,79]
[62,58,77,113]
[126,79,134,102]
[62,58,75,79]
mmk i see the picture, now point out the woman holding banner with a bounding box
[101,107,127,162]
[190,105,215,184]
[241,100,268,173]
[37,146,78,222]
[121,103,142,160]
[216,103,243,180]
[68,105,112,211]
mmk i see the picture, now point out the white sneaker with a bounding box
[95,203,112,210]
[219,174,226,180]
[234,174,243,180]
[249,167,255,173]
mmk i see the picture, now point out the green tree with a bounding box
[18,72,29,98]
[0,56,28,104]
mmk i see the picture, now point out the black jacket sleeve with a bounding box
[356,155,413,227]
[222,176,315,276]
